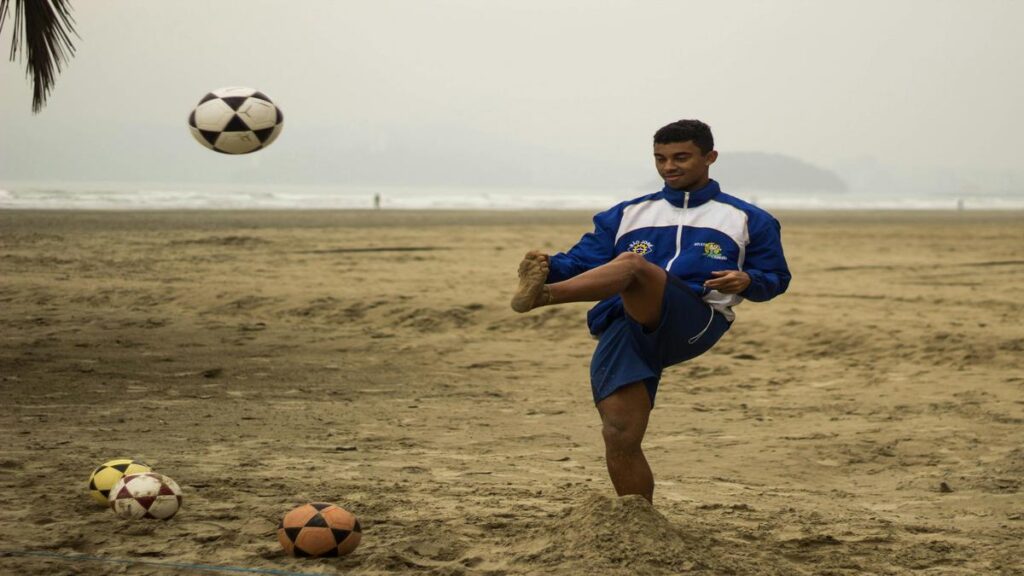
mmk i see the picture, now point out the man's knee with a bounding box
[598,382,651,449]
[600,402,649,451]
[602,417,644,451]
[614,251,647,270]
[614,251,662,282]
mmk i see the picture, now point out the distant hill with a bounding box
[714,152,847,192]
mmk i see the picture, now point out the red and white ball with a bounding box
[108,472,183,520]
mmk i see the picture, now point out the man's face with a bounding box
[654,141,717,190]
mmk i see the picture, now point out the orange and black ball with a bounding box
[277,502,362,558]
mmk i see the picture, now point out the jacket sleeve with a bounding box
[547,208,619,282]
[740,215,791,302]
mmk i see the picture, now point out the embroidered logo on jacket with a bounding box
[695,241,728,260]
[628,240,654,255]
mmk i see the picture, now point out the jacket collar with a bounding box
[661,179,721,208]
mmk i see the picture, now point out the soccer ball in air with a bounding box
[277,502,362,558]
[188,86,283,154]
[109,472,183,520]
[87,458,151,505]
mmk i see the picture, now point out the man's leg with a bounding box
[512,251,664,500]
[596,381,653,501]
[511,252,667,330]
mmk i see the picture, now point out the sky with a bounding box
[1,0,1022,196]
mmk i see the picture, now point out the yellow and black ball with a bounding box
[87,458,151,505]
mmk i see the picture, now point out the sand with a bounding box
[0,209,1021,575]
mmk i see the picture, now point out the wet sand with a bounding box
[0,209,1021,575]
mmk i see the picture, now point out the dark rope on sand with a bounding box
[0,549,324,576]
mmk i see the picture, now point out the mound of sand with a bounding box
[516,493,789,575]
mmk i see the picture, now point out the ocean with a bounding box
[1,182,1022,211]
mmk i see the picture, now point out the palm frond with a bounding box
[0,0,78,113]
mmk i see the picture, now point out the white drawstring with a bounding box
[687,304,716,344]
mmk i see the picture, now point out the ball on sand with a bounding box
[87,458,151,505]
[277,502,362,558]
[108,472,183,520]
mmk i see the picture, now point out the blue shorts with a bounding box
[590,273,730,406]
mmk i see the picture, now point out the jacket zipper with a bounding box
[665,191,689,272]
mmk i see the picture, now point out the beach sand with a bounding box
[0,209,1021,575]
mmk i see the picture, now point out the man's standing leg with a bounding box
[597,381,654,501]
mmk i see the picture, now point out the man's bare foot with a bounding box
[511,255,550,313]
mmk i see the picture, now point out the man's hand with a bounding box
[704,270,751,294]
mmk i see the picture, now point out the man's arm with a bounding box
[546,209,618,282]
[736,215,791,301]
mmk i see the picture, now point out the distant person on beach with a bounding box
[510,119,791,502]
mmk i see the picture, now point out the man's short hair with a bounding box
[653,120,714,155]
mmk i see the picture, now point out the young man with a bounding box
[510,119,791,502]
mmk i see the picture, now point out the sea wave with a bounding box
[0,185,629,211]
[0,184,1021,211]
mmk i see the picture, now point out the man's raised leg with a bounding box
[596,381,654,501]
[511,251,667,330]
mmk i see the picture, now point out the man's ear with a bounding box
[705,150,719,166]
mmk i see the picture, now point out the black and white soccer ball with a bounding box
[188,87,283,154]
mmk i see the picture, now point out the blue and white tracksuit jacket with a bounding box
[547,180,791,336]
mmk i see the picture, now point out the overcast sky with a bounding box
[1,0,1022,194]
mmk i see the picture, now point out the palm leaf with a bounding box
[0,0,77,112]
